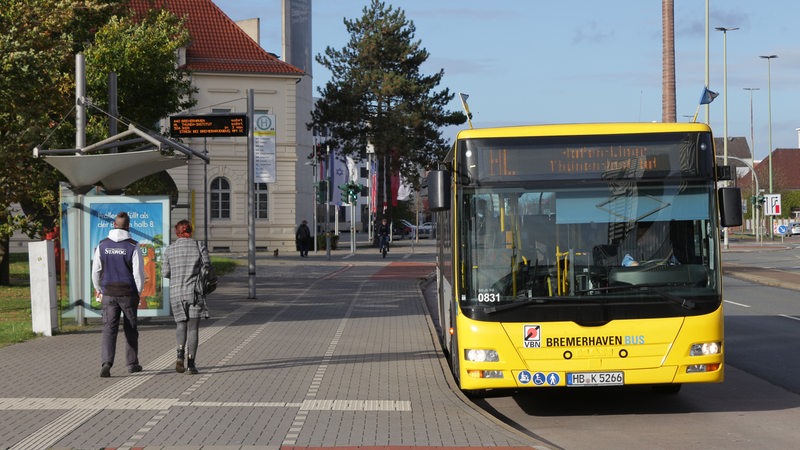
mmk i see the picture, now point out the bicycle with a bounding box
[378,234,389,258]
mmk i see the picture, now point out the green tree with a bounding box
[0,0,121,284]
[84,9,195,132]
[309,0,465,219]
[84,8,196,200]
[0,1,195,284]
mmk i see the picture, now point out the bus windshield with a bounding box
[458,182,720,319]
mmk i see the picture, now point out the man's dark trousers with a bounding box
[101,295,140,368]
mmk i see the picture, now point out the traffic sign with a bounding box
[764,194,782,216]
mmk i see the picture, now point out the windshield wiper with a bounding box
[579,284,696,310]
[479,297,553,315]
[477,283,697,316]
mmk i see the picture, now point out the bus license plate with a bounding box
[566,371,624,386]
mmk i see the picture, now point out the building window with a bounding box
[210,177,231,219]
[255,183,269,219]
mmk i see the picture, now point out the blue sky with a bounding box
[214,1,799,160]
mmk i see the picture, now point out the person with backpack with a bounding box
[296,220,312,257]
[163,219,211,374]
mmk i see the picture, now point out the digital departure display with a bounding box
[170,114,248,137]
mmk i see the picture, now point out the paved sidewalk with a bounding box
[3,238,795,450]
[722,240,800,292]
[0,239,546,450]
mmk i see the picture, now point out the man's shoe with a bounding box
[100,363,111,378]
[128,364,143,373]
[175,359,185,373]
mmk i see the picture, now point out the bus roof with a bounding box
[456,122,712,140]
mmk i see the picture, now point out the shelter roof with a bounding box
[35,124,205,192]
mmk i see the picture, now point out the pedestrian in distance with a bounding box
[296,219,312,257]
[91,211,145,378]
[163,219,211,374]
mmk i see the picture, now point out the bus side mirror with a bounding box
[428,170,451,211]
[718,187,743,227]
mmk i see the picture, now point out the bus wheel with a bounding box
[651,384,682,394]
[449,339,460,384]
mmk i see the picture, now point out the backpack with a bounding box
[195,241,218,297]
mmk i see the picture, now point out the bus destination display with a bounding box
[170,115,248,137]
[464,133,706,181]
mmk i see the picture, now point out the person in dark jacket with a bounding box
[296,220,312,257]
[91,211,145,378]
[163,219,210,374]
[377,218,391,252]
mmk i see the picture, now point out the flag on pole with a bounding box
[369,159,377,213]
[699,87,719,105]
[396,174,412,201]
[459,92,474,129]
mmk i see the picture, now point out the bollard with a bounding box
[325,232,331,260]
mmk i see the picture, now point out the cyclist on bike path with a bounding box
[377,217,391,253]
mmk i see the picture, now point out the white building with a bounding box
[134,0,314,253]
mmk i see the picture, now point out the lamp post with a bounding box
[743,87,759,235]
[718,155,762,244]
[704,0,710,123]
[715,27,738,167]
[305,155,318,253]
[760,54,777,238]
[716,26,738,248]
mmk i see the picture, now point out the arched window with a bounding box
[255,183,269,219]
[210,177,230,219]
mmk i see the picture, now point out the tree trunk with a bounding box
[0,236,10,286]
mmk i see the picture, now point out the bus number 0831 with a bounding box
[477,292,501,302]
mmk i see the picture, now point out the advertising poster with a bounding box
[83,196,171,318]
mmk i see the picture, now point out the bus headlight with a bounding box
[690,342,721,356]
[464,349,499,362]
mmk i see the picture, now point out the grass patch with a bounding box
[210,257,239,276]
[0,253,240,348]
[0,254,35,347]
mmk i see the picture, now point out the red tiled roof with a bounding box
[129,0,304,75]
[738,148,800,192]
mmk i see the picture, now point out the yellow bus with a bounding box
[427,122,742,394]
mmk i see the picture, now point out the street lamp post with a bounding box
[704,0,710,124]
[760,54,777,238]
[715,27,738,167]
[305,156,318,253]
[718,155,762,244]
[716,26,738,249]
[743,87,759,235]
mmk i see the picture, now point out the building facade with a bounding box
[132,0,313,253]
